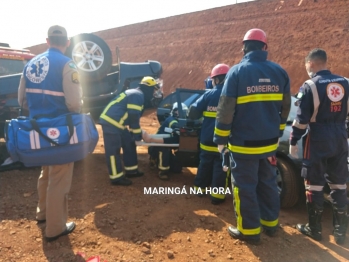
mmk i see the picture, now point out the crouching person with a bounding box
[99,77,161,186]
[145,103,185,180]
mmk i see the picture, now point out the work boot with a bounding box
[263,227,278,237]
[111,177,132,186]
[125,169,144,178]
[158,170,169,180]
[149,157,157,170]
[227,226,260,245]
[296,202,323,241]
[332,206,348,245]
[211,198,225,205]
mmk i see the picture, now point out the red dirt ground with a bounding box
[2,0,349,261]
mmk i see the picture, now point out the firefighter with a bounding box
[290,48,349,245]
[214,28,291,244]
[188,63,230,205]
[147,102,186,179]
[99,76,160,186]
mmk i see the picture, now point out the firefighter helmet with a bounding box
[210,64,230,78]
[243,28,267,45]
[140,76,158,88]
[172,102,188,117]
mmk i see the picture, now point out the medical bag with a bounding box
[5,113,98,167]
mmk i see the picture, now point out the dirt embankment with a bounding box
[29,0,349,95]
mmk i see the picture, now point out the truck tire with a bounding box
[65,33,112,82]
[276,157,301,208]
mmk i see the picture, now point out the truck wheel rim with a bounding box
[71,41,104,72]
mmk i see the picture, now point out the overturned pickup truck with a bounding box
[154,88,349,208]
[0,33,163,170]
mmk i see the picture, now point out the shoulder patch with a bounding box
[68,62,77,69]
[71,71,79,84]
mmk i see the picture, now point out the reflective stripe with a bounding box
[214,127,230,137]
[130,128,142,134]
[124,165,138,171]
[127,104,143,111]
[328,184,347,190]
[119,112,128,126]
[193,186,206,192]
[100,115,125,129]
[279,123,286,130]
[29,130,40,149]
[26,88,65,97]
[158,151,170,170]
[101,93,126,116]
[260,218,278,227]
[109,155,123,179]
[169,120,177,128]
[200,143,219,153]
[211,192,225,199]
[237,93,283,104]
[305,80,320,122]
[305,184,323,191]
[69,127,78,144]
[203,111,217,117]
[234,187,261,235]
[228,143,278,154]
[292,119,308,129]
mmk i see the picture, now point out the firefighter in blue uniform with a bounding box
[148,102,186,179]
[290,48,349,245]
[188,64,230,205]
[99,76,160,186]
[214,28,291,244]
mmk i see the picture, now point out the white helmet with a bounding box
[172,102,188,117]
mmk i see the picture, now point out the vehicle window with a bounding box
[0,59,26,76]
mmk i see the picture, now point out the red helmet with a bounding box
[210,64,230,78]
[243,28,267,45]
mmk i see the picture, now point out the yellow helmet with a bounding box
[140,76,157,87]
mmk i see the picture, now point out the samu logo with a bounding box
[26,56,49,84]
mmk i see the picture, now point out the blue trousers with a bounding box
[231,156,279,236]
[302,135,348,208]
[102,128,138,181]
[194,151,228,201]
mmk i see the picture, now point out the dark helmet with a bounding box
[204,76,213,89]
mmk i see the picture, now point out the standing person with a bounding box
[99,76,160,186]
[214,28,291,244]
[290,48,349,245]
[188,64,230,205]
[18,25,82,241]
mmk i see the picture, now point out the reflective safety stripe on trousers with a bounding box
[211,170,229,200]
[228,143,278,154]
[234,187,261,235]
[109,155,123,180]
